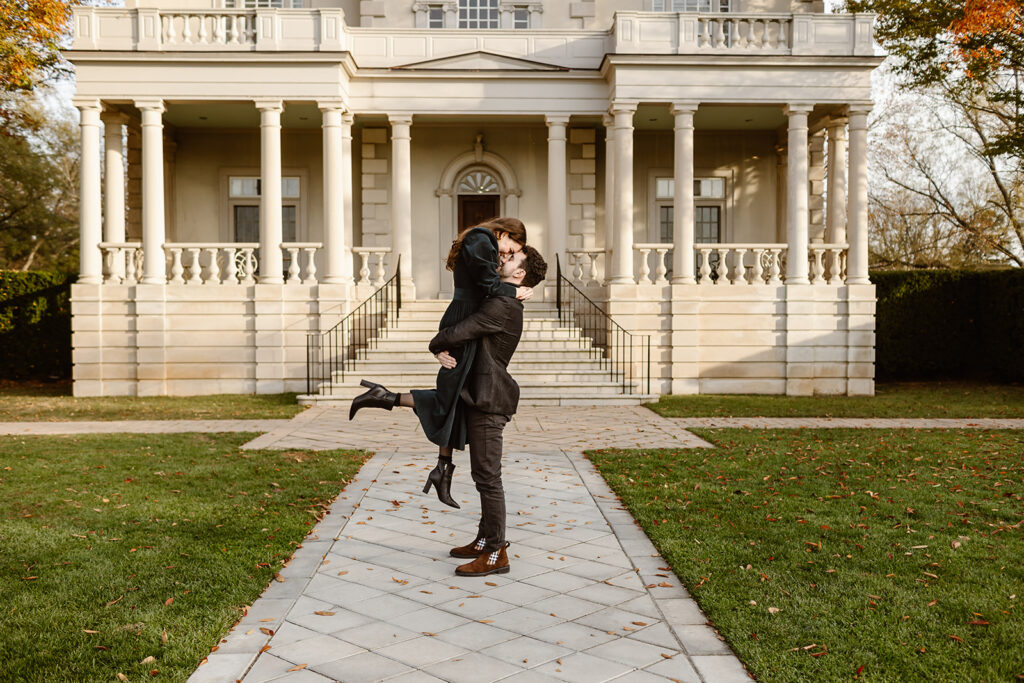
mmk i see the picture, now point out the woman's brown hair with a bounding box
[445,217,527,272]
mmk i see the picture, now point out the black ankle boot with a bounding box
[349,380,399,420]
[422,458,460,509]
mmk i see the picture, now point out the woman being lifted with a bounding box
[348,217,533,507]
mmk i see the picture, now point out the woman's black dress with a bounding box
[410,227,517,450]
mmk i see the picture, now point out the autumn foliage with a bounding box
[0,0,78,92]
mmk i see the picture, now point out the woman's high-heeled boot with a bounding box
[423,458,460,509]
[349,380,400,420]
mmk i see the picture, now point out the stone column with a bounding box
[602,114,615,282]
[546,115,569,274]
[75,99,103,285]
[826,117,848,244]
[671,102,698,284]
[341,112,355,283]
[784,103,813,285]
[135,99,166,285]
[389,114,414,293]
[102,111,128,281]
[319,101,350,284]
[609,101,637,284]
[256,99,284,284]
[846,106,871,284]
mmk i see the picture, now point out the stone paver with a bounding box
[0,419,291,435]
[188,405,746,682]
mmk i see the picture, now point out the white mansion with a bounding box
[67,0,881,400]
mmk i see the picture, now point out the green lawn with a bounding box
[0,433,369,682]
[647,381,1024,418]
[589,429,1024,683]
[0,381,304,421]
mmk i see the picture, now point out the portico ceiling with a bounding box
[161,101,325,130]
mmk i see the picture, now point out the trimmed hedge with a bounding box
[0,271,74,380]
[872,269,1024,382]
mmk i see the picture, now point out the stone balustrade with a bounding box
[691,243,848,285]
[71,8,874,61]
[160,11,257,49]
[566,249,604,287]
[98,242,323,285]
[352,247,392,287]
[99,242,144,285]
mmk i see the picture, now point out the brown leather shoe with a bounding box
[450,537,487,559]
[455,542,510,577]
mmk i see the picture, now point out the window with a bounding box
[458,0,499,29]
[224,0,304,7]
[513,6,529,28]
[428,6,444,28]
[653,175,726,243]
[228,176,301,273]
[651,0,730,11]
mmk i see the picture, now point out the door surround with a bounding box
[435,136,521,295]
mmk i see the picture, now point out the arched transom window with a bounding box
[458,170,500,195]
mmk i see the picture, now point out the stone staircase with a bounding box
[298,299,657,406]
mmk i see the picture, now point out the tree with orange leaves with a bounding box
[847,0,1024,157]
[0,0,78,93]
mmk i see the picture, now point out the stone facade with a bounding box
[66,0,881,397]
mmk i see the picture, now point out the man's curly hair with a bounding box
[519,245,548,288]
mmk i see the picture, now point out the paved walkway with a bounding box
[189,406,743,683]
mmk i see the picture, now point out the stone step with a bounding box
[363,338,595,352]
[363,330,588,343]
[331,368,617,383]
[334,349,605,362]
[347,359,614,373]
[312,379,634,398]
[298,392,656,407]
[384,319,567,332]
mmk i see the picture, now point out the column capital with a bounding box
[545,114,570,127]
[609,100,638,116]
[602,113,614,128]
[670,101,700,116]
[342,111,355,126]
[783,102,815,117]
[846,102,873,117]
[253,98,284,113]
[100,109,130,125]
[825,114,849,130]
[72,97,103,112]
[388,113,414,126]
[133,98,165,113]
[316,98,348,113]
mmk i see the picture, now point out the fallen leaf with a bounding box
[768,607,780,614]
[83,629,99,634]
[287,664,308,672]
[259,645,271,654]
[661,653,673,659]
[141,656,155,664]
[105,596,123,607]
[164,597,174,606]
[259,627,274,636]
[632,621,647,626]
[161,631,168,645]
[117,674,127,681]
[479,619,493,624]
[314,611,336,616]
[948,634,963,642]
[967,620,989,626]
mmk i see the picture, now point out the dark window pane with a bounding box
[660,205,673,243]
[234,205,259,243]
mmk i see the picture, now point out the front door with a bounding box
[458,195,500,234]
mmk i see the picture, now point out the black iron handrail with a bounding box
[555,255,651,395]
[306,256,402,395]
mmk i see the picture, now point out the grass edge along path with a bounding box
[646,382,1024,419]
[588,428,1024,683]
[0,391,305,422]
[0,432,369,683]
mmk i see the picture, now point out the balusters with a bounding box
[169,248,185,284]
[181,14,193,43]
[196,15,208,44]
[654,247,669,284]
[205,247,220,284]
[372,252,386,286]
[357,251,371,285]
[186,248,202,284]
[637,247,652,284]
[752,248,765,285]
[286,247,301,284]
[224,247,238,284]
[572,253,585,283]
[699,248,712,284]
[103,249,120,285]
[734,248,748,285]
[125,247,140,285]
[241,248,257,285]
[303,247,318,284]
[811,248,825,284]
